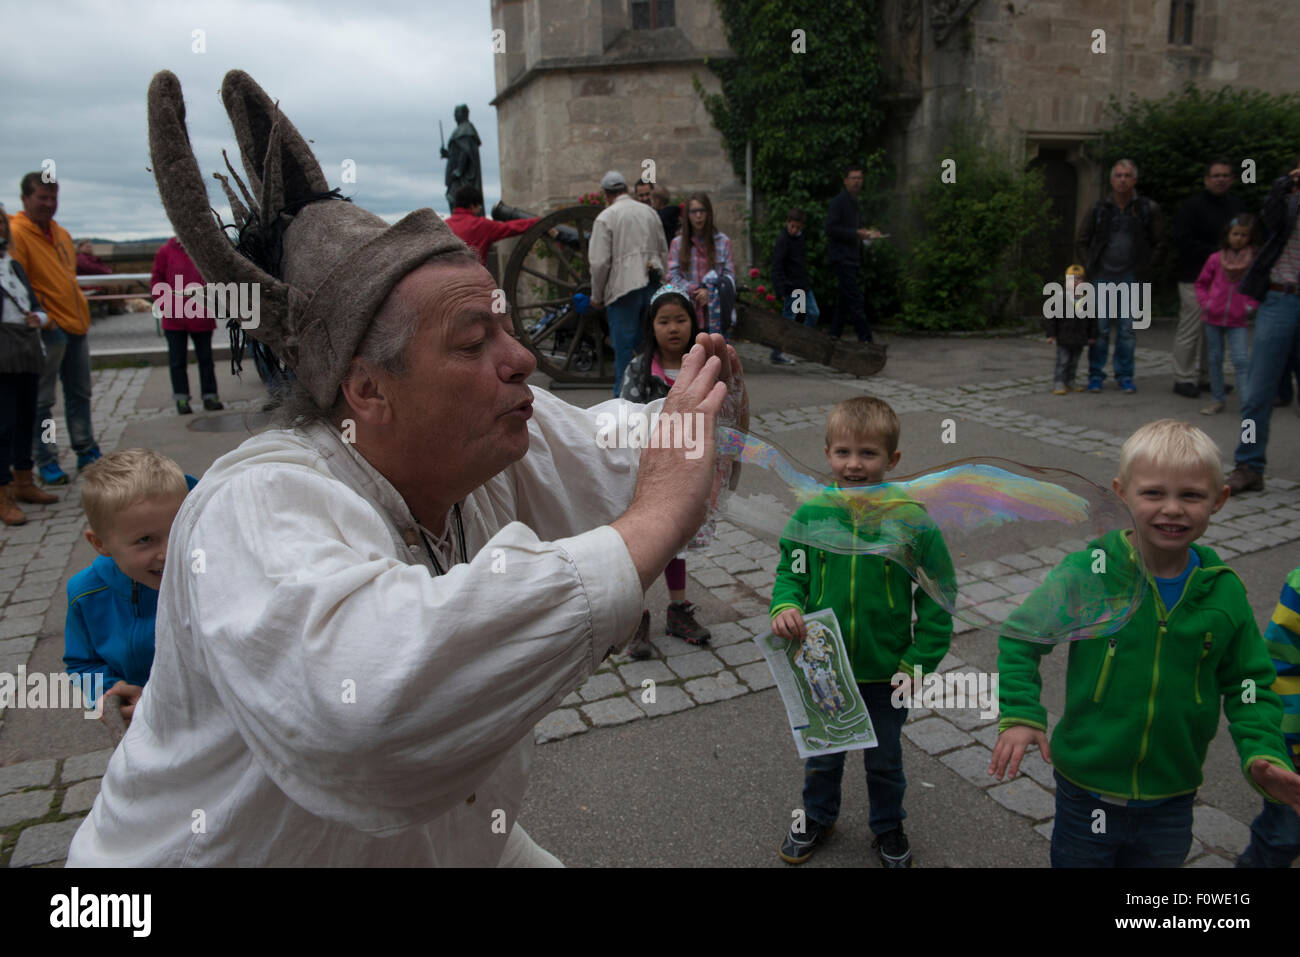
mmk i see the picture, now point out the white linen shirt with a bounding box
[68,388,659,866]
[589,194,669,306]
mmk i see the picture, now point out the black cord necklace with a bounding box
[417,504,468,576]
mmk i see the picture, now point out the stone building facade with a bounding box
[490,0,749,269]
[492,0,1300,280]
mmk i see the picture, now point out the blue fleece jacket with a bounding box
[63,554,159,702]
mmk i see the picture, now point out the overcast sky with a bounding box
[1,0,500,240]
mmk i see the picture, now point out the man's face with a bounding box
[843,171,863,196]
[23,184,58,226]
[1204,164,1233,196]
[1113,463,1228,569]
[379,263,537,498]
[1110,163,1136,195]
[86,494,187,590]
[635,183,653,204]
[786,220,803,237]
[825,429,899,487]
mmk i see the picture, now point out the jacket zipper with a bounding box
[1193,632,1212,705]
[885,562,895,610]
[1132,617,1166,795]
[849,552,857,653]
[816,553,827,606]
[1092,637,1118,702]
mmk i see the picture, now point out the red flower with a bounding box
[766,294,775,302]
[756,285,766,295]
[749,267,760,279]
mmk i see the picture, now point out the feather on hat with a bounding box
[147,69,470,408]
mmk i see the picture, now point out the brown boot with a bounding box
[0,484,27,526]
[12,469,57,505]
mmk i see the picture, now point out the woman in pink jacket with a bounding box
[151,237,223,414]
[1196,214,1259,415]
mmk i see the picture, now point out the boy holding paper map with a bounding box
[770,396,954,867]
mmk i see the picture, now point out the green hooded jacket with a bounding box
[770,487,955,683]
[997,529,1291,801]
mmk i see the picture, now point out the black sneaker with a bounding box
[203,397,225,411]
[872,826,912,868]
[666,600,711,644]
[1172,382,1199,398]
[779,818,833,864]
[627,609,653,660]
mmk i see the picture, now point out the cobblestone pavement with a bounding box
[0,336,1294,866]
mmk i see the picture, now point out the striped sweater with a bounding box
[1266,566,1300,768]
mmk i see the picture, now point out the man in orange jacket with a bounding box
[8,173,100,485]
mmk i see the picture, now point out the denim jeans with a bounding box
[781,289,820,327]
[607,282,654,398]
[1053,344,1084,386]
[1204,324,1249,403]
[1050,771,1194,867]
[802,682,907,835]
[1087,277,1136,382]
[1234,290,1300,473]
[32,325,96,466]
[164,329,219,400]
[1235,796,1300,867]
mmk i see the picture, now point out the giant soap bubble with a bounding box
[711,427,1146,644]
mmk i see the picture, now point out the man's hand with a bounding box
[102,680,143,727]
[1047,336,1056,344]
[613,334,736,591]
[771,608,806,641]
[590,300,603,312]
[24,312,40,328]
[989,725,1051,780]
[1249,760,1300,816]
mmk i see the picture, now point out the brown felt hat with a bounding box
[147,69,469,408]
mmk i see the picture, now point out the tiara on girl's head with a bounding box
[651,282,688,305]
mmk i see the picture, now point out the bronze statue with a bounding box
[441,104,482,209]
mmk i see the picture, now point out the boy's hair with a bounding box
[81,449,189,536]
[824,396,900,453]
[786,208,806,223]
[1117,420,1222,488]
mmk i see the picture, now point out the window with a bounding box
[1168,0,1195,45]
[631,0,674,29]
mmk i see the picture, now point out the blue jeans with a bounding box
[772,290,820,360]
[1236,797,1300,867]
[1235,290,1300,473]
[1050,771,1194,867]
[1087,277,1136,381]
[802,682,907,835]
[1204,324,1249,403]
[607,282,654,398]
[32,325,96,466]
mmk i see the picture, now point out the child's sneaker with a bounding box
[666,600,710,644]
[872,826,912,868]
[38,461,69,486]
[627,610,653,660]
[1052,382,1068,395]
[76,446,102,470]
[1118,377,1137,393]
[779,818,833,864]
[1200,400,1225,415]
[1087,376,1103,393]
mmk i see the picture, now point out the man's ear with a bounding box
[338,359,392,427]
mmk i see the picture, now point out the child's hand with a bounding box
[1047,336,1056,344]
[1249,760,1300,816]
[102,680,143,726]
[771,609,807,641]
[989,725,1051,780]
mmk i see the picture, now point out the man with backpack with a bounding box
[1076,159,1164,393]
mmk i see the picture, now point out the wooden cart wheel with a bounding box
[503,205,613,385]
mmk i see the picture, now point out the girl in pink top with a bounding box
[1196,214,1259,414]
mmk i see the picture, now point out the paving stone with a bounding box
[958,580,1007,604]
[0,758,56,796]
[1056,538,1087,553]
[967,560,1015,580]
[735,540,777,560]
[685,674,749,703]
[996,553,1041,571]
[691,567,736,588]
[577,671,625,701]
[705,621,752,647]
[60,779,101,815]
[987,776,1056,820]
[581,697,644,727]
[616,660,674,686]
[1016,749,1056,789]
[666,650,724,679]
[650,633,707,657]
[938,746,997,788]
[8,817,86,868]
[905,707,933,720]
[945,707,997,731]
[0,635,36,658]
[0,617,42,640]
[738,614,774,635]
[534,708,588,743]
[4,585,55,604]
[2,600,49,620]
[736,661,775,691]
[996,574,1039,596]
[1191,805,1251,856]
[560,692,581,706]
[717,642,762,666]
[1033,820,1054,841]
[634,684,695,717]
[1186,853,1233,868]
[61,749,114,784]
[1183,838,1205,863]
[0,788,55,827]
[901,717,972,755]
[1026,546,1067,565]
[713,553,761,574]
[935,650,965,672]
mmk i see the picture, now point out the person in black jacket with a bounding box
[0,208,58,524]
[825,165,883,342]
[1226,157,1300,494]
[1172,160,1243,398]
[769,208,818,364]
[651,184,681,248]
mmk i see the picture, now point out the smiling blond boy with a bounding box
[992,419,1300,866]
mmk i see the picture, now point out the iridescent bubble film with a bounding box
[711,427,1147,644]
